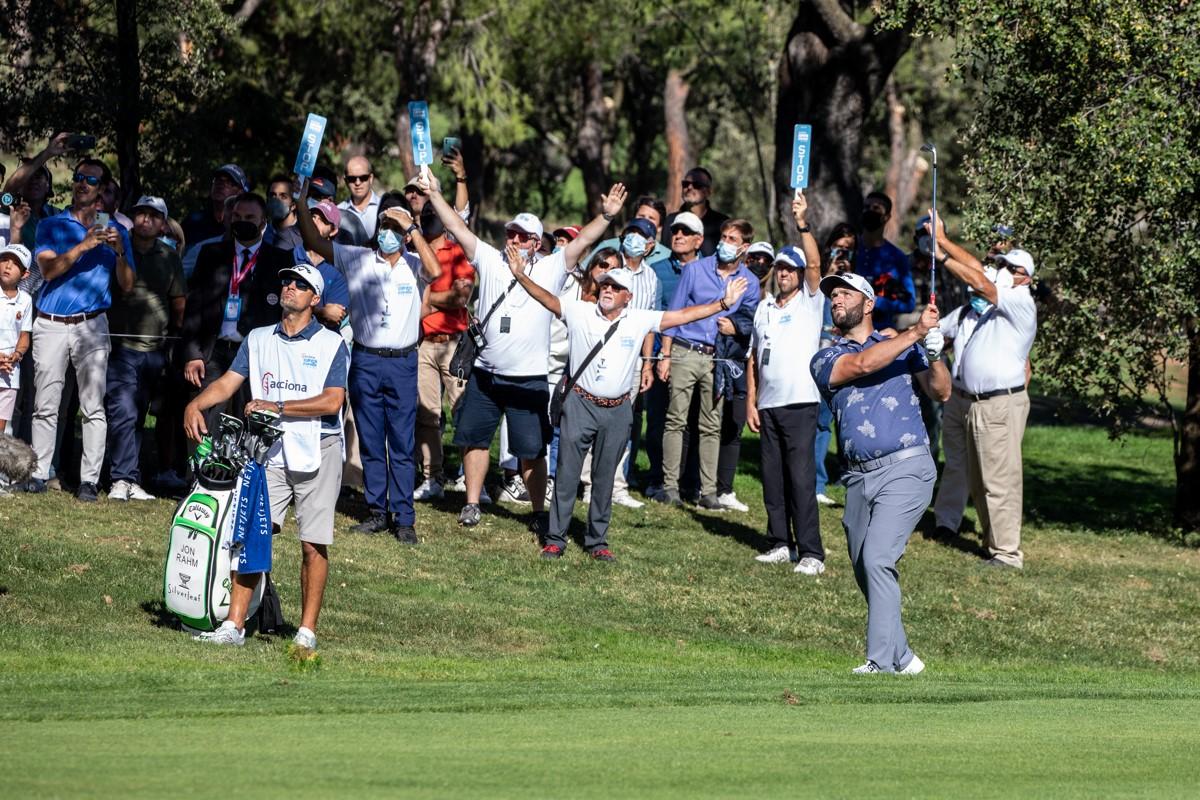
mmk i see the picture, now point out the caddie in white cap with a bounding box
[924,213,1039,571]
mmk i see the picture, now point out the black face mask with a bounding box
[231,220,261,243]
[746,258,772,279]
[861,210,885,231]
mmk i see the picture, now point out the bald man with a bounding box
[337,155,380,246]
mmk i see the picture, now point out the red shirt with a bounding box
[422,239,475,335]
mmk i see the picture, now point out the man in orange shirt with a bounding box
[413,203,476,500]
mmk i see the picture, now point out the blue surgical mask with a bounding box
[552,245,562,254]
[376,228,402,254]
[716,241,739,263]
[158,236,178,250]
[969,294,992,315]
[622,233,647,259]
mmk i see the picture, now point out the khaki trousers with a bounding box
[965,391,1030,567]
[416,336,466,482]
[31,315,110,483]
[662,347,720,496]
[932,390,971,531]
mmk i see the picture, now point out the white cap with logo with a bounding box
[995,248,1036,276]
[505,212,544,241]
[819,272,874,300]
[596,267,635,292]
[0,243,32,271]
[278,263,325,297]
[132,195,169,218]
[670,211,704,237]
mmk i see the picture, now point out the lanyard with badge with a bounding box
[378,253,416,329]
[760,300,792,366]
[226,248,259,322]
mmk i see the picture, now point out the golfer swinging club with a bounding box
[810,272,950,674]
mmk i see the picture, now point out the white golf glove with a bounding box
[923,328,945,361]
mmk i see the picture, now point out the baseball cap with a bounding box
[308,175,336,199]
[309,199,341,228]
[995,248,1035,276]
[278,263,325,297]
[552,225,581,241]
[992,223,1015,240]
[596,267,635,291]
[746,241,776,260]
[0,243,32,272]
[622,218,656,240]
[131,195,168,218]
[505,212,544,241]
[670,211,703,236]
[819,272,874,300]
[212,164,249,192]
[773,245,806,269]
[402,174,425,193]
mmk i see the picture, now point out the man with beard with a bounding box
[854,191,914,331]
[810,272,949,674]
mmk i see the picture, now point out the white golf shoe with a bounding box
[793,557,826,576]
[754,546,793,564]
[194,621,245,646]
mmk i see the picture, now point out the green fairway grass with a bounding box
[1,422,1198,797]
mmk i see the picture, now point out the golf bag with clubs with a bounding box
[162,411,284,633]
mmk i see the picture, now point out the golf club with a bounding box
[921,142,938,304]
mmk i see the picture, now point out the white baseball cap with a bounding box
[670,211,704,236]
[596,267,635,292]
[132,195,169,218]
[505,212,544,241]
[995,248,1036,276]
[0,243,31,271]
[278,263,325,297]
[746,241,776,259]
[819,272,874,300]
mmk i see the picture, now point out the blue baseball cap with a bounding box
[622,218,656,240]
[212,163,249,192]
[773,245,806,269]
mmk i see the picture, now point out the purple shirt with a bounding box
[663,254,760,345]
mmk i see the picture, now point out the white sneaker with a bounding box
[109,480,131,501]
[755,546,793,564]
[816,492,836,506]
[413,478,444,501]
[497,475,531,504]
[195,620,244,646]
[293,627,317,650]
[613,491,645,509]
[794,557,826,576]
[899,654,925,675]
[851,661,881,674]
[717,492,749,512]
[126,482,156,501]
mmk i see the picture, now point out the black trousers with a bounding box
[716,394,747,496]
[760,402,824,560]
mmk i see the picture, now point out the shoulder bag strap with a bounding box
[561,320,622,397]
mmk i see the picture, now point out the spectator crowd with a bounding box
[0,131,1040,669]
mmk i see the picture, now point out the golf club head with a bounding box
[921,142,938,164]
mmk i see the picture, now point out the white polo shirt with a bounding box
[560,299,663,399]
[472,241,569,376]
[0,288,33,390]
[332,243,424,350]
[938,304,981,389]
[750,286,824,409]
[954,285,1037,394]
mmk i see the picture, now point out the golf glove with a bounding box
[924,328,945,361]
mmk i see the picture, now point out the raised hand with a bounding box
[442,148,466,180]
[383,206,414,230]
[601,183,628,218]
[722,276,748,307]
[504,241,526,276]
[915,302,940,337]
[415,168,441,196]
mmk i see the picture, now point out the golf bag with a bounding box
[163,412,282,633]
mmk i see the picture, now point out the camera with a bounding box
[67,134,96,151]
[0,192,18,213]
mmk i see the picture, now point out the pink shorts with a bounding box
[0,387,16,421]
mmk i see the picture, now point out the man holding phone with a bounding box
[18,158,135,501]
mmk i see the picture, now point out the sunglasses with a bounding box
[680,180,710,190]
[282,277,314,292]
[505,229,535,243]
[593,260,619,271]
[670,226,698,236]
[72,173,101,186]
[345,174,371,184]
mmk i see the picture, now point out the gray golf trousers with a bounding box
[842,448,936,672]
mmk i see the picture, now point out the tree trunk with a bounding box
[1177,314,1200,531]
[115,0,141,209]
[664,68,692,213]
[882,77,927,243]
[774,0,911,242]
[574,61,611,218]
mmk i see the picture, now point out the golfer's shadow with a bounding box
[917,510,988,558]
[685,507,772,552]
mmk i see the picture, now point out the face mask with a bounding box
[994,268,1016,289]
[158,236,178,250]
[746,259,771,279]
[716,241,740,263]
[552,245,562,254]
[917,235,933,257]
[861,210,885,231]
[231,220,261,243]
[622,233,647,259]
[376,228,402,254]
[266,197,290,223]
[969,294,992,315]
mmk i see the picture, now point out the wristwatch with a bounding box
[602,212,615,221]
[797,225,811,234]
[404,224,419,237]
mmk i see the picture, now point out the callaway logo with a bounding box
[182,502,212,523]
[261,372,308,394]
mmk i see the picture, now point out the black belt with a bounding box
[354,342,418,358]
[673,337,715,356]
[215,338,242,351]
[37,309,104,324]
[954,385,1026,402]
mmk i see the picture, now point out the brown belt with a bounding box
[37,309,104,325]
[423,332,461,344]
[573,384,629,408]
